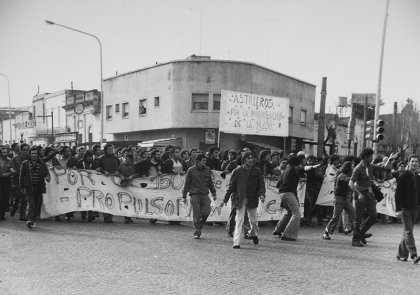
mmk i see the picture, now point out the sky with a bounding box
[0,0,419,115]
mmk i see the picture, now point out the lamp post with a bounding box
[0,72,12,144]
[45,20,104,144]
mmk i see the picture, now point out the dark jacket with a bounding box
[223,165,266,209]
[182,164,216,198]
[395,170,420,211]
[19,159,50,194]
[277,165,305,196]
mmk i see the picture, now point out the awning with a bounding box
[138,137,182,148]
[240,140,283,152]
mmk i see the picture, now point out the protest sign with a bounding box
[42,168,306,221]
[219,90,289,137]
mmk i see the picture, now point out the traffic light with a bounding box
[365,120,374,141]
[376,120,385,142]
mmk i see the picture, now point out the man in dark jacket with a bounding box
[19,147,51,229]
[395,154,420,264]
[96,144,120,223]
[221,151,266,249]
[182,154,217,239]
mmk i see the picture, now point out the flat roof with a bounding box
[104,58,316,87]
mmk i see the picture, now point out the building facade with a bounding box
[103,56,316,152]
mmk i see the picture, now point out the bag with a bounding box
[371,182,384,202]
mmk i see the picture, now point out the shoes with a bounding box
[322,231,331,240]
[272,231,283,238]
[360,237,367,245]
[232,245,240,249]
[396,255,408,262]
[26,221,36,229]
[413,255,420,264]
[363,233,372,239]
[227,232,233,237]
[55,216,61,222]
[193,234,201,239]
[65,216,71,222]
[19,217,28,221]
[10,207,17,217]
[352,241,364,247]
[281,236,297,241]
[343,228,352,235]
[251,236,259,245]
[244,233,252,240]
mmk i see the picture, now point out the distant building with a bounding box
[103,55,316,152]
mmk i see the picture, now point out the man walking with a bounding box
[221,151,266,248]
[349,148,397,247]
[395,154,420,263]
[182,154,217,239]
[19,147,51,229]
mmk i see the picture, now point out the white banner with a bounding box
[219,90,289,136]
[375,178,399,218]
[41,168,305,221]
[315,165,336,206]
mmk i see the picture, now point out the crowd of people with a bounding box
[0,141,419,263]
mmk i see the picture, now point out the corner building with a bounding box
[103,55,316,152]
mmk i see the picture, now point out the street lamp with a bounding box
[0,72,12,144]
[45,20,104,144]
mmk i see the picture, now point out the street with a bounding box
[1,215,420,295]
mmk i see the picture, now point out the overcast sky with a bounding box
[0,0,419,115]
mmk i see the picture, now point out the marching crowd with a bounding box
[0,141,419,263]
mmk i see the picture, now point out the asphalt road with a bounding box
[1,215,420,295]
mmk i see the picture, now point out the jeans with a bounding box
[326,195,356,234]
[227,207,250,235]
[25,186,43,222]
[233,198,258,246]
[0,179,11,218]
[353,193,377,243]
[190,194,211,235]
[11,185,27,218]
[274,192,301,240]
[398,208,419,259]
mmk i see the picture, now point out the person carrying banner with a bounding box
[394,154,420,264]
[19,147,51,229]
[221,151,266,249]
[182,154,217,239]
[96,144,120,223]
[349,148,398,247]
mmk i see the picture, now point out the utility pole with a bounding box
[317,77,327,158]
[373,0,390,155]
[37,111,54,143]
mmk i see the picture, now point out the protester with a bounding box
[96,144,120,223]
[221,151,266,249]
[19,147,51,229]
[323,161,356,240]
[206,146,222,171]
[394,154,420,264]
[0,145,15,220]
[349,148,398,247]
[10,143,30,221]
[182,154,217,239]
[272,154,306,241]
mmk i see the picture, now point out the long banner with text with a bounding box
[41,168,306,221]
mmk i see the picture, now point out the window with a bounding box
[289,106,293,123]
[115,104,120,113]
[213,94,221,111]
[192,93,209,111]
[139,99,147,115]
[300,110,307,125]
[106,105,112,120]
[122,102,129,118]
[154,96,160,107]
